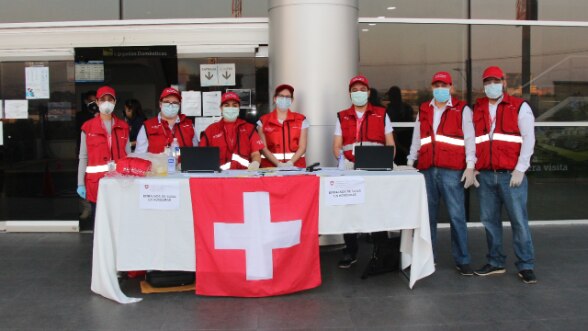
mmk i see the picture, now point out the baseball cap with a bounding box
[221,91,241,105]
[349,75,370,90]
[274,84,294,97]
[159,87,182,101]
[483,66,505,80]
[96,86,116,99]
[431,71,452,85]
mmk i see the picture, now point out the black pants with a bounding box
[80,201,96,231]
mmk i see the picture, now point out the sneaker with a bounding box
[338,255,357,269]
[518,269,537,284]
[474,264,506,276]
[456,264,474,276]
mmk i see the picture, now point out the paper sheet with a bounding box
[202,91,221,116]
[194,117,220,138]
[181,91,201,116]
[25,67,50,99]
[4,100,28,119]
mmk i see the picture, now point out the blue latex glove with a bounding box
[77,185,86,199]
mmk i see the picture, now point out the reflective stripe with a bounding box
[342,144,355,152]
[231,154,250,167]
[435,135,465,146]
[420,136,432,145]
[220,162,231,170]
[261,152,296,160]
[475,134,490,144]
[358,141,384,147]
[86,164,110,173]
[493,133,523,144]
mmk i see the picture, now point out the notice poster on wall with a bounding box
[25,66,50,99]
[181,91,202,116]
[202,91,221,116]
[194,116,220,138]
[4,100,28,119]
[75,60,105,82]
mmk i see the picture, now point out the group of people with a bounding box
[76,65,536,284]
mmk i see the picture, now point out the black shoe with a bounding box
[456,264,474,276]
[474,264,506,276]
[338,255,357,269]
[518,269,537,284]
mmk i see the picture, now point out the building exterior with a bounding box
[0,0,587,226]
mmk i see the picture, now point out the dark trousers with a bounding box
[343,232,389,258]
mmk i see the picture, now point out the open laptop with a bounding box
[180,147,220,173]
[354,145,395,171]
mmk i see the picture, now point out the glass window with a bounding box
[0,0,119,23]
[122,0,268,19]
[359,0,467,19]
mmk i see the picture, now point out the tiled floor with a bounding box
[1,225,588,330]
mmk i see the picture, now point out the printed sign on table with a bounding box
[324,176,365,206]
[138,179,180,210]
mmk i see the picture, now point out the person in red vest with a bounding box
[257,84,308,168]
[407,72,476,276]
[332,75,395,268]
[134,87,198,154]
[77,86,130,230]
[472,66,537,284]
[200,92,264,170]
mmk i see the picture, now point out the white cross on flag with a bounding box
[189,175,321,297]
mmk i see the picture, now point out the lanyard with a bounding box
[160,119,176,147]
[355,113,366,142]
[100,118,113,160]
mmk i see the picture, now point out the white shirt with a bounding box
[135,114,199,154]
[334,111,394,136]
[488,97,535,172]
[408,99,477,169]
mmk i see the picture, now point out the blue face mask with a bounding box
[222,107,240,121]
[276,97,292,111]
[350,91,368,106]
[433,88,451,103]
[161,103,180,117]
[484,83,503,99]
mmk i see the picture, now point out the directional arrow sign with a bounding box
[217,63,236,86]
[200,64,219,86]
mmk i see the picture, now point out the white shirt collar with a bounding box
[429,98,453,110]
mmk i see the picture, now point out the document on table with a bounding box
[324,176,365,206]
[138,179,180,210]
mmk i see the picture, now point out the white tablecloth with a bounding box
[91,170,434,304]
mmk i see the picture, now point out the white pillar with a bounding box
[269,0,359,167]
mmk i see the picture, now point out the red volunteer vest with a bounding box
[200,119,257,170]
[337,104,386,162]
[259,109,306,168]
[416,97,468,171]
[473,94,525,171]
[143,114,195,154]
[82,116,129,203]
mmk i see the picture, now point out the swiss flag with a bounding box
[189,175,321,297]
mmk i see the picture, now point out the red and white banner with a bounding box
[189,175,321,297]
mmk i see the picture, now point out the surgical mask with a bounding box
[433,88,451,103]
[98,102,115,115]
[161,103,180,117]
[222,107,240,121]
[484,83,503,99]
[276,97,292,111]
[350,91,368,106]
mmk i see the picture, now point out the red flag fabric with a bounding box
[189,175,321,297]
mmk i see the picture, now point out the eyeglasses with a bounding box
[277,95,292,99]
[162,102,181,106]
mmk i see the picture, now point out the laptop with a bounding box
[180,147,220,173]
[354,145,395,171]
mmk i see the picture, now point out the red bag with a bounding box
[116,157,152,177]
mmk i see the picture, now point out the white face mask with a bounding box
[222,107,240,121]
[350,91,369,107]
[484,83,503,99]
[98,101,115,115]
[276,97,292,111]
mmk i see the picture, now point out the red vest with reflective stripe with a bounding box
[81,116,129,203]
[259,109,306,168]
[143,114,195,154]
[473,94,524,171]
[338,104,386,162]
[200,119,256,170]
[416,98,467,170]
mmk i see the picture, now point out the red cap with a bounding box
[96,86,116,99]
[221,91,241,105]
[274,84,294,97]
[483,66,505,80]
[349,75,370,90]
[159,87,181,101]
[431,71,452,85]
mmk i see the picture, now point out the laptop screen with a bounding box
[180,147,220,173]
[354,145,395,170]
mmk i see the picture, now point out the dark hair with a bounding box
[82,90,96,102]
[124,99,145,119]
[387,86,403,111]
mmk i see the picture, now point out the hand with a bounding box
[509,170,525,187]
[461,168,475,189]
[277,161,289,168]
[473,170,480,188]
[77,185,86,199]
[248,160,260,170]
[285,160,294,167]
[344,159,355,170]
[406,159,415,169]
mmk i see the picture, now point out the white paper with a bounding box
[324,176,366,206]
[75,61,104,82]
[0,121,3,146]
[4,100,28,119]
[138,179,180,210]
[181,91,201,116]
[200,64,219,86]
[25,67,50,99]
[0,100,3,118]
[194,116,220,138]
[217,63,236,86]
[202,91,221,116]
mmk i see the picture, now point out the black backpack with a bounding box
[361,232,400,279]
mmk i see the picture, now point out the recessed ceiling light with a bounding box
[362,28,369,32]
[387,6,396,10]
[369,23,376,26]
